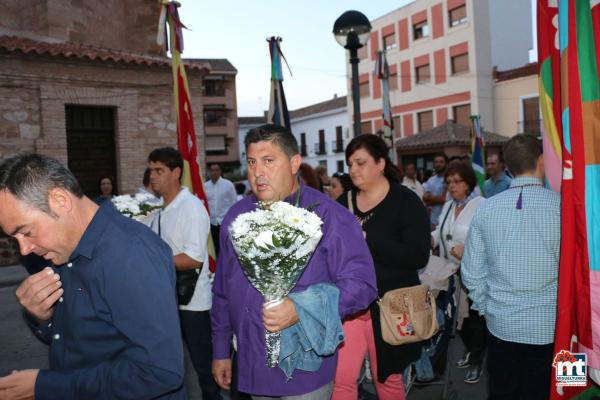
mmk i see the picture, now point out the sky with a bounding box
[176,1,415,116]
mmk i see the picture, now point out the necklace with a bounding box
[356,211,374,227]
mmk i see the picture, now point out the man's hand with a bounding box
[262,297,298,333]
[212,359,232,390]
[15,267,62,322]
[0,369,39,400]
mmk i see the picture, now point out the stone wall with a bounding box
[0,0,162,56]
[0,51,208,266]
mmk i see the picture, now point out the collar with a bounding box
[162,187,189,212]
[69,201,113,262]
[510,176,543,188]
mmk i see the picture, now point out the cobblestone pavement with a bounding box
[1,265,486,399]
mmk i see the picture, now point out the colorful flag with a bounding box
[469,115,485,190]
[159,1,217,273]
[537,1,600,398]
[374,50,397,164]
[267,37,291,128]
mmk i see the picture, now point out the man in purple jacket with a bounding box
[211,124,377,399]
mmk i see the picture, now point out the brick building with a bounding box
[0,0,238,265]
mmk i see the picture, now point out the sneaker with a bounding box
[456,351,471,369]
[464,365,482,384]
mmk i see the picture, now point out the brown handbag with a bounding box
[377,284,438,345]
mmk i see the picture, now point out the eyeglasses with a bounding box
[446,178,464,185]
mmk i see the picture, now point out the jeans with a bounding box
[414,307,446,380]
[251,382,333,400]
[180,310,222,400]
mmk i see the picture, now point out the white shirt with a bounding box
[147,188,213,311]
[205,177,237,225]
[401,176,424,199]
[431,196,485,265]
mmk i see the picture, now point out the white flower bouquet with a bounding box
[229,200,323,367]
[112,193,163,221]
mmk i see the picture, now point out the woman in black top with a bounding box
[332,135,431,399]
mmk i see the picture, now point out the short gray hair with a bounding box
[0,154,84,214]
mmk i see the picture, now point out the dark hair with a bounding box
[235,182,246,195]
[445,162,477,193]
[332,172,355,192]
[209,163,221,172]
[143,167,151,187]
[148,147,183,180]
[97,175,117,196]
[345,134,400,182]
[487,153,505,164]
[298,163,321,190]
[0,153,84,214]
[503,134,542,176]
[433,152,449,162]
[244,124,299,158]
[403,160,416,168]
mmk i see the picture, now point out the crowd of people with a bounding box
[0,125,562,400]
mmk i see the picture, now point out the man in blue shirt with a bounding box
[482,153,512,198]
[462,135,560,400]
[423,153,448,229]
[0,154,185,400]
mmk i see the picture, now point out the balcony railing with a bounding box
[314,142,327,155]
[331,139,344,153]
[517,119,542,136]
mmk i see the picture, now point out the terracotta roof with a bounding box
[395,120,510,150]
[290,96,347,119]
[238,116,266,125]
[0,35,211,71]
[494,62,538,82]
[190,58,237,73]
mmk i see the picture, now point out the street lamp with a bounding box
[333,10,371,137]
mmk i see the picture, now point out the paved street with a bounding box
[0,265,486,399]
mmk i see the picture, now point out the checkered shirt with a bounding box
[461,176,560,345]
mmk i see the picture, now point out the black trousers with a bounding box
[487,332,553,400]
[180,310,222,400]
[458,306,487,366]
[211,224,221,256]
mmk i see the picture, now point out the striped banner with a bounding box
[267,37,291,128]
[159,1,217,273]
[469,115,485,190]
[374,50,397,163]
[538,0,600,398]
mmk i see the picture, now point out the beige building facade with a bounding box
[349,0,533,138]
[493,63,540,137]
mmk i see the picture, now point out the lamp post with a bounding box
[333,10,372,137]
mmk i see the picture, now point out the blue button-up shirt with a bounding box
[425,174,446,225]
[482,172,512,198]
[211,184,377,396]
[34,202,185,399]
[461,176,560,345]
